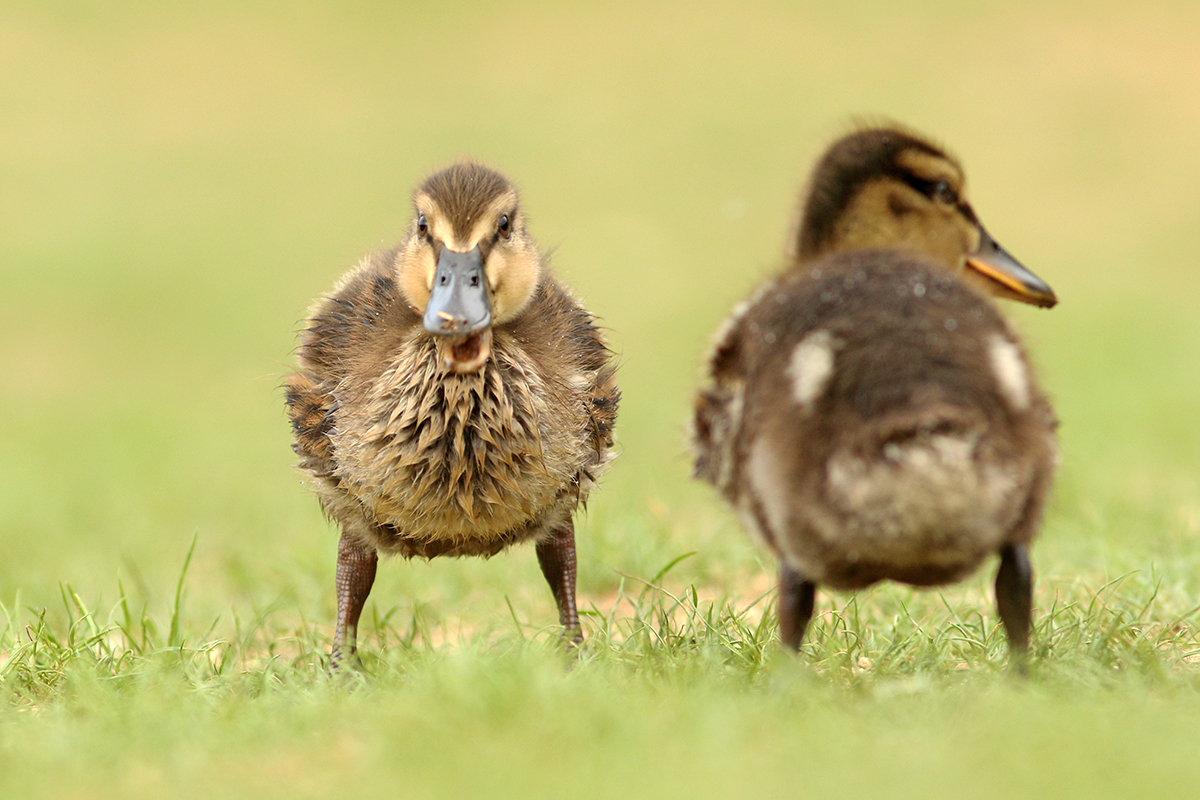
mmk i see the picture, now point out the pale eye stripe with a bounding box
[788,330,835,407]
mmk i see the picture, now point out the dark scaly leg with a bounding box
[536,520,583,645]
[778,563,816,651]
[332,530,378,668]
[995,543,1033,670]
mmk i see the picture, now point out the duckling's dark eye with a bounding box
[497,214,511,237]
[933,182,956,204]
[901,174,956,205]
[417,214,428,237]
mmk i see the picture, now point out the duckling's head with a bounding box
[396,162,542,372]
[793,126,1056,308]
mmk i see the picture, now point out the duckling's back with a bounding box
[696,250,1057,590]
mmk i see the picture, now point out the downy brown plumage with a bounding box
[287,163,618,663]
[694,126,1058,662]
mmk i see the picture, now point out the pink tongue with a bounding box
[451,334,482,363]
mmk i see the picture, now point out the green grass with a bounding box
[4,560,1200,798]
[3,0,1200,797]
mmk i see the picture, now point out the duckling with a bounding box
[286,162,619,663]
[693,126,1057,660]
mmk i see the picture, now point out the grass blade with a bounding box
[168,533,199,649]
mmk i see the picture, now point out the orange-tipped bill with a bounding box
[965,227,1057,308]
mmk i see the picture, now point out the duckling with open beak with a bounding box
[287,162,619,665]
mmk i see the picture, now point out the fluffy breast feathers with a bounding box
[286,251,618,556]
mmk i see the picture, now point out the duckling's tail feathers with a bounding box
[817,401,1022,580]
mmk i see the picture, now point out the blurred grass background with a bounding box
[2,0,1199,797]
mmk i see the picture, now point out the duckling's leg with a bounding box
[778,564,816,651]
[535,521,583,644]
[332,530,378,667]
[995,543,1033,665]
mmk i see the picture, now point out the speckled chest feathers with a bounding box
[335,324,592,543]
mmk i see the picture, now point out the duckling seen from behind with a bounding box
[287,163,619,664]
[693,127,1058,663]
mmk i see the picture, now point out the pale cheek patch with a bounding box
[788,329,835,408]
[487,246,540,324]
[988,335,1031,410]
[397,244,435,311]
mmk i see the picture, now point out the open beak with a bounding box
[964,226,1057,308]
[423,245,493,373]
[423,245,492,335]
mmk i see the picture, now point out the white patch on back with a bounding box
[747,436,791,546]
[988,335,1030,410]
[787,329,835,407]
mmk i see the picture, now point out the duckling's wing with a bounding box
[692,289,764,491]
[287,249,416,482]
[548,278,620,459]
[284,370,337,479]
[295,248,414,385]
[578,323,620,459]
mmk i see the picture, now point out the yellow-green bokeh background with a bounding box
[2,0,1198,634]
